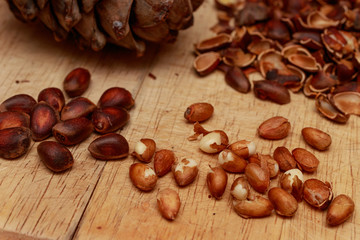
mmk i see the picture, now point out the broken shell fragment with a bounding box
[303,178,333,210]
[288,54,320,72]
[194,52,221,76]
[195,33,231,53]
[223,48,256,68]
[316,94,350,123]
[331,92,360,116]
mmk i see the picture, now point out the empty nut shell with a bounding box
[157,188,181,221]
[301,127,332,151]
[245,163,270,194]
[230,177,250,201]
[38,87,65,112]
[92,106,129,134]
[233,196,273,219]
[303,179,333,210]
[207,166,228,199]
[184,102,214,123]
[30,102,60,141]
[129,163,158,192]
[0,94,37,115]
[193,52,221,76]
[0,111,30,130]
[258,116,291,140]
[292,148,319,173]
[61,97,96,121]
[268,187,298,217]
[98,87,135,110]
[218,149,247,173]
[172,158,198,187]
[326,194,355,226]
[53,117,93,146]
[0,127,31,159]
[88,133,129,160]
[63,68,90,97]
[132,138,156,163]
[154,149,176,177]
[37,141,74,172]
[273,146,297,171]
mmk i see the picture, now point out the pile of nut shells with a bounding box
[0,68,133,172]
[184,103,354,226]
[193,0,360,123]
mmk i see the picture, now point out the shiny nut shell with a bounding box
[268,187,298,217]
[92,106,129,134]
[132,138,156,163]
[157,188,181,221]
[0,127,31,159]
[0,94,37,115]
[233,196,273,219]
[98,87,134,110]
[253,80,291,105]
[63,68,90,98]
[326,194,355,226]
[302,127,332,151]
[52,117,93,146]
[258,116,291,140]
[38,87,65,112]
[37,141,74,172]
[207,166,228,199]
[244,163,270,194]
[88,133,129,160]
[129,163,157,192]
[154,149,176,177]
[184,102,214,123]
[30,102,59,141]
[303,179,333,209]
[0,111,30,130]
[172,158,198,187]
[61,97,96,121]
[273,146,297,171]
[292,148,319,173]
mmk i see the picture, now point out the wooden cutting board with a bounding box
[0,1,358,239]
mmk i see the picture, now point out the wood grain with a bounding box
[0,1,359,239]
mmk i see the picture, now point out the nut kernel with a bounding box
[207,166,228,199]
[292,148,319,172]
[233,196,273,219]
[280,169,304,202]
[218,149,247,173]
[154,149,176,177]
[199,131,228,153]
[157,188,181,221]
[230,177,250,200]
[326,194,355,226]
[301,127,332,151]
[258,116,291,140]
[268,187,298,217]
[184,102,214,123]
[132,138,156,163]
[129,163,157,191]
[303,178,333,209]
[172,158,198,187]
[227,140,256,158]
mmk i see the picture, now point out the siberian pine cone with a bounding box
[6,0,204,56]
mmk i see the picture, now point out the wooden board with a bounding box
[0,1,359,239]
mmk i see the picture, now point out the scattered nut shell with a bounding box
[326,194,355,226]
[301,127,332,151]
[157,188,181,221]
[88,133,129,160]
[129,163,157,192]
[194,52,221,76]
[184,103,214,123]
[292,148,319,173]
[233,196,273,219]
[37,141,74,172]
[230,177,250,201]
[172,158,199,187]
[132,138,156,163]
[258,116,291,140]
[303,178,333,210]
[154,149,176,177]
[207,166,228,199]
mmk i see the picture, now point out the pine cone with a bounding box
[6,0,204,56]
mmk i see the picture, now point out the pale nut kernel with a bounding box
[326,194,355,226]
[245,163,270,194]
[292,148,319,173]
[199,131,229,153]
[172,158,198,187]
[230,177,250,200]
[157,188,181,221]
[279,169,304,202]
[129,163,158,192]
[303,178,333,210]
[233,196,274,219]
[273,146,297,171]
[154,149,176,177]
[207,166,228,199]
[227,140,256,158]
[184,102,214,123]
[132,138,156,163]
[218,149,247,173]
[268,187,298,217]
[302,127,332,151]
[258,116,291,140]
